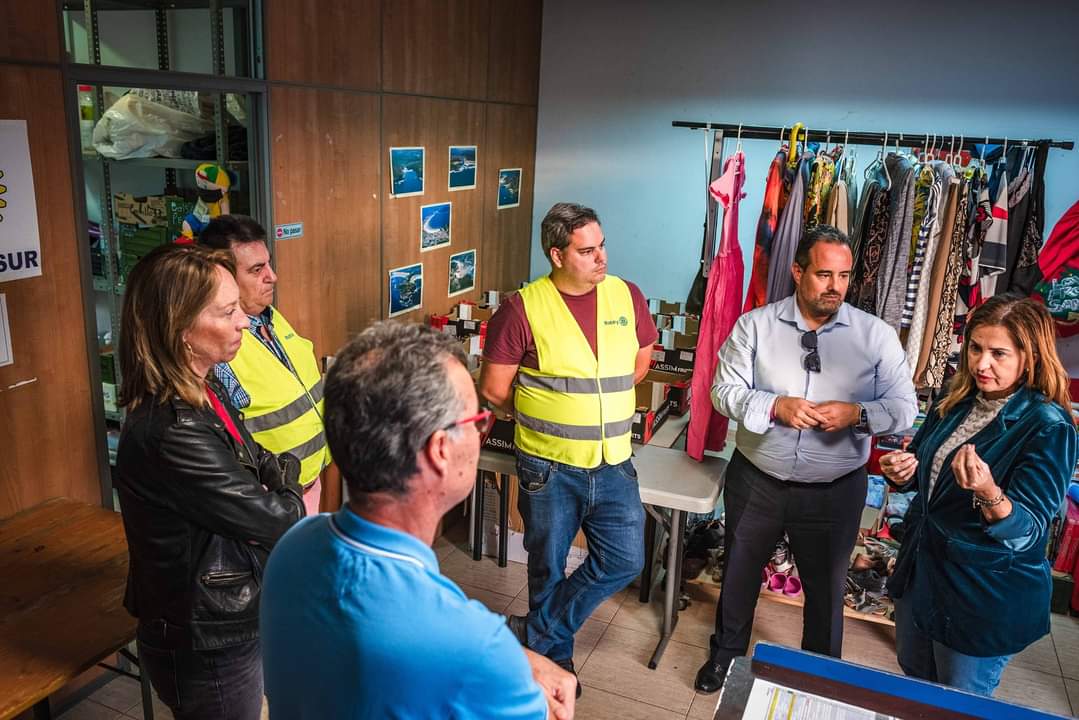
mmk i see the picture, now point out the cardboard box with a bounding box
[634,379,669,413]
[653,313,673,330]
[457,301,494,322]
[650,346,696,375]
[648,298,684,315]
[482,417,517,456]
[671,315,700,335]
[431,314,487,340]
[457,335,482,371]
[114,192,167,227]
[631,400,671,444]
[666,379,691,416]
[659,328,698,350]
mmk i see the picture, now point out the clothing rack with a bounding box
[675,120,1074,282]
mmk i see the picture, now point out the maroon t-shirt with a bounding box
[483,278,659,369]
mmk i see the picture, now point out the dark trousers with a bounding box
[136,621,264,720]
[711,451,867,665]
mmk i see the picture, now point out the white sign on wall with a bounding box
[0,120,43,282]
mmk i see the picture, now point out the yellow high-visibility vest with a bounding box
[515,275,638,468]
[228,307,329,487]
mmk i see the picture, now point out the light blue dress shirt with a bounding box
[261,508,548,719]
[712,295,917,483]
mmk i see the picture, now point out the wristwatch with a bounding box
[854,404,870,433]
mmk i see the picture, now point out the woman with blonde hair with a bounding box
[881,294,1077,696]
[115,243,305,720]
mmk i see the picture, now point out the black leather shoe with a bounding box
[505,614,529,647]
[694,659,728,694]
[554,658,582,699]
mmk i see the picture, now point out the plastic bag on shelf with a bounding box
[92,93,212,160]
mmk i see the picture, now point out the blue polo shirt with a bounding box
[261,508,547,719]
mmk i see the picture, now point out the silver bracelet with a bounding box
[972,491,1006,510]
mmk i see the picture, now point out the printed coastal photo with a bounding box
[448,249,476,297]
[448,145,477,191]
[420,201,452,252]
[388,262,423,317]
[389,146,425,197]
[497,168,522,209]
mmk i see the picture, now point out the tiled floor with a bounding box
[63,538,1079,719]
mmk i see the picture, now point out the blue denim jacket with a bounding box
[888,386,1077,657]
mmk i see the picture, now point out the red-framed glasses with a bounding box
[441,408,496,441]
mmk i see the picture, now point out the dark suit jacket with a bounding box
[888,385,1077,657]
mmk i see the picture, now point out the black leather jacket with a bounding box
[115,380,305,651]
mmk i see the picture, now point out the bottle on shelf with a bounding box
[78,85,95,152]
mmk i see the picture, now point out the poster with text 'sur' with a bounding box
[0,120,43,282]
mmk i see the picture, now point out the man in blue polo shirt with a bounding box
[261,322,575,719]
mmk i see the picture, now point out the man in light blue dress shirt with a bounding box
[695,226,918,693]
[261,323,576,719]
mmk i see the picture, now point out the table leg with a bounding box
[32,699,51,720]
[639,509,657,603]
[472,471,485,561]
[649,508,684,669]
[138,654,155,720]
[498,473,510,568]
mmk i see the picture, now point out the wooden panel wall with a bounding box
[266,0,542,353]
[0,65,99,517]
[269,87,382,359]
[264,0,381,91]
[0,0,61,63]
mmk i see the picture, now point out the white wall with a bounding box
[531,0,1079,301]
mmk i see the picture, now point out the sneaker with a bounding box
[768,538,794,574]
[553,657,582,699]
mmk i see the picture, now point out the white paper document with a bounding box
[0,293,12,366]
[742,679,895,720]
[0,120,43,281]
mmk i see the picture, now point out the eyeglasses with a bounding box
[801,330,821,373]
[441,408,496,442]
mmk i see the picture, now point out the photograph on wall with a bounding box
[448,249,477,297]
[388,262,423,317]
[389,146,425,197]
[420,201,452,252]
[448,145,477,191]
[497,168,522,209]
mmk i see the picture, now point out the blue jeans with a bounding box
[894,597,1012,696]
[516,450,645,661]
[137,621,264,720]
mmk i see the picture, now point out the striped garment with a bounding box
[900,166,941,329]
[978,168,1009,298]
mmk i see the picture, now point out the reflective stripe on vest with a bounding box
[227,307,330,486]
[514,275,639,468]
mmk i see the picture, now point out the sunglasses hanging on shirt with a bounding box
[801,330,821,373]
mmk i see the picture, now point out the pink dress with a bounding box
[688,152,746,460]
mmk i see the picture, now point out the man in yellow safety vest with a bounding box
[199,215,340,515]
[480,203,658,695]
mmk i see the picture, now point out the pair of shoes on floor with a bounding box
[505,615,582,699]
[761,566,801,597]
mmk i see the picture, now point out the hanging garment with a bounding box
[1031,198,1079,338]
[978,168,1009,298]
[1005,142,1049,294]
[901,163,948,331]
[849,186,890,314]
[825,177,850,236]
[905,167,956,373]
[913,178,960,383]
[803,154,835,231]
[766,153,812,303]
[922,178,971,388]
[876,154,917,331]
[743,150,789,312]
[689,152,747,460]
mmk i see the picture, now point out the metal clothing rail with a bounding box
[672,121,1075,151]
[676,121,1073,287]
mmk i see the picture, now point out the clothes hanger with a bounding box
[735,123,743,156]
[954,135,964,171]
[788,123,804,166]
[979,136,988,172]
[919,133,929,164]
